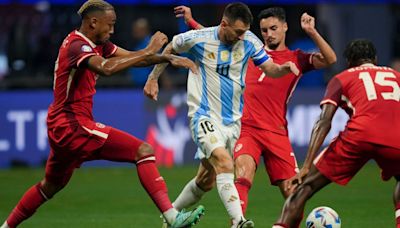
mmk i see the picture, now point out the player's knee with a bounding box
[196,174,215,192]
[40,179,64,198]
[235,155,256,178]
[136,143,154,160]
[215,158,234,173]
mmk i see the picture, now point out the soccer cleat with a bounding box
[170,205,205,228]
[232,219,255,228]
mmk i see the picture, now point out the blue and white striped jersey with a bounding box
[172,26,269,126]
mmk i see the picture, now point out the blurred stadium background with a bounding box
[0,0,398,227]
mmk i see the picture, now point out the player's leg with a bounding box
[374,146,400,228]
[208,147,249,227]
[172,159,215,211]
[95,127,204,227]
[234,154,256,215]
[394,176,400,228]
[233,126,262,215]
[273,165,331,228]
[2,148,76,228]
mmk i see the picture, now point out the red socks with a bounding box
[6,183,48,227]
[234,177,252,215]
[136,155,173,213]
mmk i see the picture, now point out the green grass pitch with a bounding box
[0,164,395,227]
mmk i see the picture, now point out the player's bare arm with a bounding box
[259,59,300,78]
[174,5,204,29]
[285,103,337,191]
[301,13,337,69]
[143,42,176,101]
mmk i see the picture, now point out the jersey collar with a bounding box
[74,30,97,48]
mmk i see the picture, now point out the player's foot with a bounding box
[160,215,168,228]
[232,219,255,228]
[170,205,205,228]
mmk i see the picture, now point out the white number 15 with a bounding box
[359,71,400,101]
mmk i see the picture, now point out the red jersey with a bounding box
[321,63,400,149]
[241,48,314,135]
[47,30,117,128]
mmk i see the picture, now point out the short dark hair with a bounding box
[344,39,377,67]
[77,0,114,19]
[258,7,286,22]
[223,2,253,25]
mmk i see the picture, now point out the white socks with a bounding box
[216,173,244,224]
[0,221,9,228]
[163,208,178,225]
[172,178,205,211]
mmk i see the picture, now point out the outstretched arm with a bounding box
[301,13,337,69]
[174,5,204,30]
[86,31,170,76]
[258,59,300,78]
[286,104,337,191]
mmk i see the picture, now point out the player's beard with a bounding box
[267,41,280,50]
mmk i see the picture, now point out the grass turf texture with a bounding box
[0,164,395,227]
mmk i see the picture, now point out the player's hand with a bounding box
[143,79,159,101]
[284,167,310,191]
[146,31,168,55]
[301,13,316,34]
[174,5,193,23]
[169,55,199,74]
[284,61,300,76]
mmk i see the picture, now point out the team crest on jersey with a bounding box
[81,45,93,53]
[220,50,230,62]
[235,143,243,153]
[233,51,243,62]
[96,122,105,128]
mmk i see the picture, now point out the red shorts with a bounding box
[315,133,400,185]
[234,124,298,185]
[45,120,143,185]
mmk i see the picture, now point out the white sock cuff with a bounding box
[396,208,400,218]
[216,173,234,183]
[272,226,286,228]
[1,221,9,228]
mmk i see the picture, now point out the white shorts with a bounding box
[190,116,241,160]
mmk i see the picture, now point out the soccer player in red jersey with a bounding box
[172,5,336,216]
[0,1,205,228]
[273,39,400,228]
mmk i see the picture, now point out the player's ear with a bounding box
[221,18,228,28]
[89,17,98,29]
[283,22,288,32]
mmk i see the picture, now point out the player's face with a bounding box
[94,10,116,45]
[221,19,250,45]
[259,17,287,50]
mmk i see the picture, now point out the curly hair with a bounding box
[344,39,377,67]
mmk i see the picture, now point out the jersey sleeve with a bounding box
[246,31,269,66]
[171,30,198,54]
[320,77,342,107]
[68,40,98,68]
[102,41,118,57]
[296,49,315,74]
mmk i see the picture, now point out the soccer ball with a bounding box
[305,206,341,228]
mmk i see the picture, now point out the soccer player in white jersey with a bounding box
[144,2,299,228]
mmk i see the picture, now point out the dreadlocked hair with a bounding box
[77,0,114,19]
